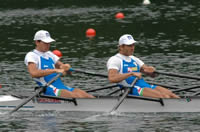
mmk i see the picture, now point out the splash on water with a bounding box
[82,111,125,122]
[0,111,8,115]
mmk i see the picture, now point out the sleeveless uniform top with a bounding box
[24,49,74,96]
[118,56,140,87]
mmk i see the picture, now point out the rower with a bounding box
[24,30,94,98]
[106,34,180,98]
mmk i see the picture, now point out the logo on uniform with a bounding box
[128,67,138,72]
[44,65,49,68]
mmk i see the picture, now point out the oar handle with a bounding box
[155,71,200,80]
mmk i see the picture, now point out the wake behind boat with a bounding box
[0,94,199,113]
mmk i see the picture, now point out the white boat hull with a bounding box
[0,95,199,113]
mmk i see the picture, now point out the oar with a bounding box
[107,88,121,96]
[71,68,199,93]
[147,81,196,92]
[147,81,180,90]
[71,68,200,80]
[8,73,62,114]
[172,85,200,93]
[155,71,200,80]
[69,68,108,78]
[86,84,118,93]
[53,49,107,78]
[109,77,138,114]
[192,91,200,96]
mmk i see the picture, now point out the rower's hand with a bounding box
[60,64,72,75]
[60,64,71,71]
[131,72,142,79]
[143,66,157,78]
[143,66,155,73]
[55,69,67,76]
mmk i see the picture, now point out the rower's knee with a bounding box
[161,94,170,98]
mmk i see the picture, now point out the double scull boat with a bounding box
[0,94,199,113]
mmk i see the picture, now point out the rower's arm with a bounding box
[108,69,141,83]
[27,62,64,78]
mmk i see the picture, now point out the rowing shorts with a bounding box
[45,86,74,97]
[130,79,156,96]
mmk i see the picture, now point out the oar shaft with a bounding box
[172,85,200,93]
[9,88,43,114]
[109,87,130,112]
[71,68,200,81]
[107,89,121,96]
[72,68,200,93]
[147,81,179,89]
[155,71,200,80]
[46,73,62,86]
[86,84,118,93]
[109,77,138,113]
[147,81,196,92]
[70,68,108,78]
[9,73,62,114]
[192,91,200,96]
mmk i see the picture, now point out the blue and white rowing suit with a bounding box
[24,49,74,96]
[107,53,156,96]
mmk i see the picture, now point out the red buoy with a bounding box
[86,28,96,38]
[115,12,124,19]
[52,50,63,58]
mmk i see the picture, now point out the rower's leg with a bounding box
[59,89,80,98]
[59,89,94,98]
[155,86,180,98]
[142,88,170,98]
[73,88,95,98]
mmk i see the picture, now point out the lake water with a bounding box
[0,0,200,131]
